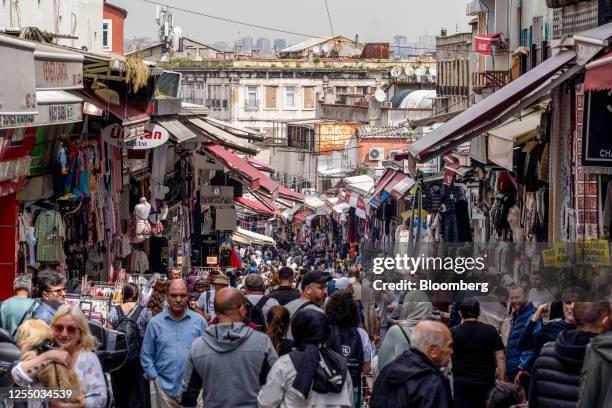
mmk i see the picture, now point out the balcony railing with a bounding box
[472,71,512,92]
[244,100,259,111]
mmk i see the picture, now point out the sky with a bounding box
[113,0,471,46]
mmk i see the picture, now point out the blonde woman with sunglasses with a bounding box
[12,305,107,408]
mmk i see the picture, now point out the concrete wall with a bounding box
[268,147,318,190]
[0,0,104,51]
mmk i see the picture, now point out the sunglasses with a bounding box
[53,324,78,336]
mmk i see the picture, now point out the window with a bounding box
[102,19,112,51]
[245,86,258,110]
[303,87,315,109]
[285,86,296,109]
[265,86,278,109]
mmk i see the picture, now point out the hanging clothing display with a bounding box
[34,210,65,264]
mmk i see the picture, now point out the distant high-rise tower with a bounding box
[274,38,287,52]
[239,36,254,54]
[256,37,271,54]
[392,35,408,58]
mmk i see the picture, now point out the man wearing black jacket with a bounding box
[371,321,453,408]
[268,267,300,306]
[529,301,611,408]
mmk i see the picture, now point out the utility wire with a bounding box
[141,0,326,39]
[324,0,335,38]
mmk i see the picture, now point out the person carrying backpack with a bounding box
[324,289,371,408]
[0,275,38,341]
[244,274,279,332]
[105,282,152,408]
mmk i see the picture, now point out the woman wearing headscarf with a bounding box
[258,309,354,408]
[376,290,433,373]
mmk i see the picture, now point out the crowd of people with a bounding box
[0,242,610,408]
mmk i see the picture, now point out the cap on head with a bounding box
[334,277,355,290]
[302,271,331,287]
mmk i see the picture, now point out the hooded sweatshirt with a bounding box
[578,331,612,408]
[377,291,432,372]
[181,322,278,408]
[529,330,598,408]
[370,348,452,408]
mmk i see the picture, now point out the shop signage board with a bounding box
[201,185,234,206]
[102,123,167,149]
[0,36,38,129]
[416,157,440,175]
[35,102,82,126]
[34,53,83,90]
[582,90,612,171]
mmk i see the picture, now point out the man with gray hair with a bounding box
[0,274,37,340]
[244,274,279,331]
[371,321,453,408]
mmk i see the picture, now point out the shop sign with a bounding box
[35,57,83,90]
[206,256,218,265]
[576,240,610,266]
[416,157,440,175]
[0,113,37,129]
[582,90,612,171]
[35,102,82,126]
[0,37,38,125]
[102,123,168,149]
[201,185,234,206]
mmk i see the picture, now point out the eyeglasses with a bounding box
[53,324,78,336]
[46,288,66,295]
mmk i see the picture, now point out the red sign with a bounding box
[474,33,501,56]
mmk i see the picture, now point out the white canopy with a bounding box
[232,227,276,247]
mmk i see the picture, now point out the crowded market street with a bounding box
[1,0,612,407]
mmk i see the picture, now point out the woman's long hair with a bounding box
[51,304,99,352]
[324,289,359,327]
[266,305,290,354]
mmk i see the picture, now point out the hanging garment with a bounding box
[129,249,149,273]
[34,210,65,264]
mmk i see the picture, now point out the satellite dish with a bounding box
[390,66,402,78]
[415,66,427,76]
[312,45,321,54]
[374,89,386,102]
[405,65,415,76]
[429,66,437,76]
[322,43,332,54]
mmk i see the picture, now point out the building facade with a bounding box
[0,0,104,51]
[102,1,127,54]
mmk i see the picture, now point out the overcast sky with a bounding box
[113,0,470,45]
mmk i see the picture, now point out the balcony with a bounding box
[472,71,512,93]
[244,100,259,111]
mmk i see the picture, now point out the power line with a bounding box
[323,0,335,38]
[141,0,327,39]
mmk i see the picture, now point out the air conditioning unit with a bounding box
[382,101,393,108]
[368,147,385,161]
[302,188,316,195]
[389,149,404,160]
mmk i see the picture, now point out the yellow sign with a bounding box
[316,123,356,155]
[576,240,610,266]
[554,243,569,268]
[542,248,556,268]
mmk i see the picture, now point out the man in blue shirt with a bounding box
[32,271,65,325]
[141,279,207,408]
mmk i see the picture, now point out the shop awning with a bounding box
[584,50,612,92]
[487,110,542,170]
[384,172,415,196]
[574,21,612,65]
[248,158,274,172]
[204,143,262,190]
[250,189,282,217]
[156,119,199,143]
[343,175,374,196]
[342,190,367,219]
[188,118,258,155]
[370,169,415,207]
[278,186,304,203]
[401,50,577,166]
[203,117,265,141]
[234,196,276,217]
[34,90,83,126]
[0,35,37,128]
[83,90,149,127]
[232,226,276,247]
[282,204,302,221]
[333,202,350,214]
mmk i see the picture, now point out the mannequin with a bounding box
[507,205,525,243]
[132,197,152,243]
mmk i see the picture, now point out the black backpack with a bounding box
[112,305,144,361]
[326,325,364,387]
[245,296,269,332]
